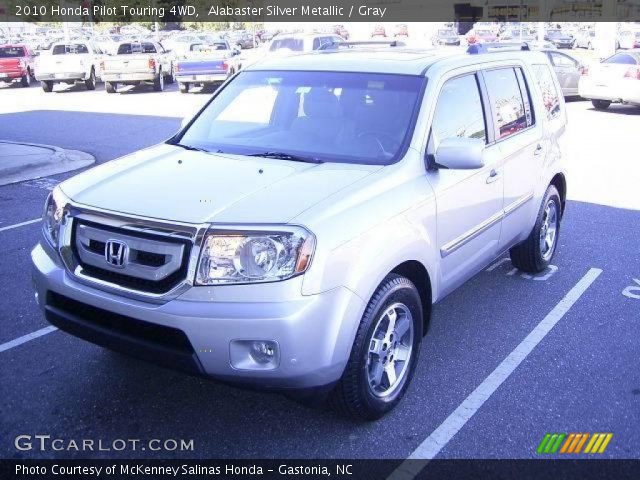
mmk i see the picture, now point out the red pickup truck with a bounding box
[0,44,36,87]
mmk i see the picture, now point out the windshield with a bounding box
[269,38,303,51]
[176,70,424,165]
[0,46,24,58]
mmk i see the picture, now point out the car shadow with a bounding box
[587,104,640,115]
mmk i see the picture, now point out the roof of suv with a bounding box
[248,47,549,76]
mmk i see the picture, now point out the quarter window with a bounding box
[483,68,529,140]
[429,74,486,151]
[531,64,561,120]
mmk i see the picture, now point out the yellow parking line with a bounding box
[590,434,606,453]
[584,433,599,453]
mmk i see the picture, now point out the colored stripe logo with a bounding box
[537,433,612,454]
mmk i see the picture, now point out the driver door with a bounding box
[426,72,504,297]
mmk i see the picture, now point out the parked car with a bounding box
[94,34,124,55]
[541,50,584,97]
[267,33,343,54]
[229,31,255,49]
[544,29,574,49]
[332,25,349,40]
[371,25,387,38]
[101,41,174,93]
[579,50,640,109]
[35,41,103,92]
[394,24,409,38]
[175,40,236,93]
[466,29,498,44]
[0,43,36,87]
[617,29,640,50]
[432,28,461,46]
[574,30,596,49]
[32,46,568,420]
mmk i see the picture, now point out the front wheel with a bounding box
[41,80,53,92]
[592,99,611,110]
[329,274,423,421]
[105,81,116,94]
[510,185,562,273]
[179,82,189,93]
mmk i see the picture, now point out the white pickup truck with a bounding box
[101,41,174,93]
[35,41,103,92]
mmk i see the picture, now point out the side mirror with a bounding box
[434,137,485,170]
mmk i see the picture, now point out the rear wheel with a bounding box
[105,81,116,94]
[591,99,611,110]
[20,69,31,87]
[41,80,53,92]
[179,82,189,93]
[165,65,175,84]
[510,185,562,273]
[153,69,164,91]
[329,274,423,421]
[85,68,96,90]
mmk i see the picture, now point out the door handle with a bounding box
[534,144,544,156]
[486,169,500,184]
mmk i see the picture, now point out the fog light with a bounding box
[250,341,277,364]
[230,340,279,370]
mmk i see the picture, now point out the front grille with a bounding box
[72,219,193,295]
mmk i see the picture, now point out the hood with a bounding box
[60,144,381,225]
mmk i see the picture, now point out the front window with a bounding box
[176,70,424,165]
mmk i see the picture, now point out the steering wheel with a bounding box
[356,131,399,156]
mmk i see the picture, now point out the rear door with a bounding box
[480,66,543,251]
[425,72,504,295]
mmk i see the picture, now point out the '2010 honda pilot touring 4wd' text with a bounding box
[32,46,567,420]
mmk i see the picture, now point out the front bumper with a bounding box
[36,72,86,81]
[176,73,227,83]
[31,241,364,390]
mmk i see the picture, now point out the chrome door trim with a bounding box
[440,193,534,258]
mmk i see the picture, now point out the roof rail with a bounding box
[467,42,530,54]
[319,40,406,51]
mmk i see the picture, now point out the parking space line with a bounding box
[0,326,58,353]
[389,267,603,480]
[0,218,40,233]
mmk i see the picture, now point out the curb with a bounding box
[0,140,95,187]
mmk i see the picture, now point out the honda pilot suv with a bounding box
[32,46,567,420]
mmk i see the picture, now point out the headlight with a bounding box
[42,188,68,248]
[196,226,315,285]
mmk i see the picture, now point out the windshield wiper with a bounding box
[248,151,323,164]
[173,143,209,153]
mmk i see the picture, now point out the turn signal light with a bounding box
[148,58,156,70]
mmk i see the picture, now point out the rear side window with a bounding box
[269,38,303,52]
[531,64,561,120]
[550,52,577,68]
[0,46,24,58]
[483,68,530,140]
[429,74,486,150]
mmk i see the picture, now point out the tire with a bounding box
[592,99,611,110]
[20,69,31,87]
[329,274,423,421]
[105,81,116,94]
[165,65,175,84]
[510,185,562,274]
[179,82,189,93]
[85,68,96,90]
[41,80,53,92]
[153,69,164,91]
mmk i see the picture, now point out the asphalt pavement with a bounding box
[0,82,638,463]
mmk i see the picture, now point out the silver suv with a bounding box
[32,46,567,420]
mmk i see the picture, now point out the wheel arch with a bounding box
[550,173,567,217]
[390,260,432,335]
